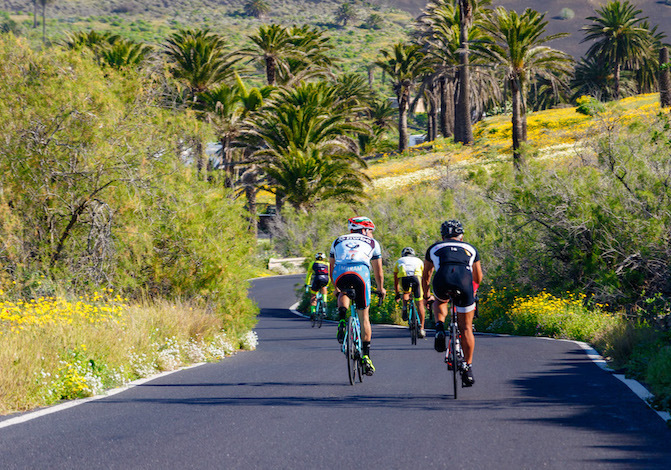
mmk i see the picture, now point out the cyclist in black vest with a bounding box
[422,220,483,386]
[305,252,330,321]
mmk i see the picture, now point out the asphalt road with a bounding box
[1,274,670,469]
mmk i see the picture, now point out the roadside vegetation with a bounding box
[1,0,670,417]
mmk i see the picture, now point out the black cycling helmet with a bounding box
[401,247,415,257]
[315,252,326,261]
[441,219,464,239]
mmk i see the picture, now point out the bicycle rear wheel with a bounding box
[450,319,459,399]
[310,310,316,327]
[346,317,356,385]
[410,303,418,345]
[317,300,324,328]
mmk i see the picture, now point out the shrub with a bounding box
[576,95,605,115]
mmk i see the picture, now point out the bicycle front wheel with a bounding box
[346,317,356,385]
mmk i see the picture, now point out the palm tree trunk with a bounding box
[398,91,409,152]
[660,47,671,108]
[265,56,276,85]
[42,3,46,43]
[440,76,455,138]
[613,63,621,100]
[245,186,258,237]
[511,78,526,170]
[455,8,473,144]
[427,84,437,142]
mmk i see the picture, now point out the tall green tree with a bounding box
[581,0,652,100]
[376,42,431,152]
[243,0,270,19]
[163,29,237,101]
[247,81,368,212]
[416,0,496,139]
[245,23,296,86]
[478,7,572,169]
[335,3,358,27]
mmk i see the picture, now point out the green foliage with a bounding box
[576,95,606,115]
[0,35,258,333]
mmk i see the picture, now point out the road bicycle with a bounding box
[311,291,326,328]
[407,297,420,345]
[444,291,466,399]
[341,289,383,385]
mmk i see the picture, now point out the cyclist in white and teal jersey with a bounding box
[329,216,386,376]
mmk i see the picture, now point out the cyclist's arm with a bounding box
[371,257,386,297]
[472,260,483,285]
[422,259,434,299]
[305,261,314,286]
[329,257,337,294]
[393,271,399,294]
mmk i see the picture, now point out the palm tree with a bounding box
[196,74,273,187]
[62,30,121,51]
[416,0,496,139]
[248,81,368,212]
[581,0,652,100]
[38,0,54,43]
[262,144,369,212]
[376,42,431,152]
[661,47,671,108]
[245,23,296,86]
[163,29,237,101]
[99,39,153,70]
[478,7,572,169]
[243,0,270,19]
[335,3,358,27]
[277,25,335,86]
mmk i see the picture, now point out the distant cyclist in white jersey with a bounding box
[394,247,427,338]
[329,216,386,376]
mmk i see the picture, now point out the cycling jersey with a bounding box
[394,255,424,279]
[425,240,480,313]
[394,255,424,299]
[306,260,330,294]
[330,233,382,267]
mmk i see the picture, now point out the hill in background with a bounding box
[393,0,671,59]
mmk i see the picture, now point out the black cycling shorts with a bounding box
[310,275,329,293]
[432,265,476,313]
[400,276,421,300]
[335,272,369,309]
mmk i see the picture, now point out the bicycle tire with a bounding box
[450,312,459,399]
[410,303,418,345]
[347,317,356,385]
[310,311,316,328]
[357,355,364,383]
[316,299,324,328]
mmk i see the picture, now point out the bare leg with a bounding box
[458,311,475,364]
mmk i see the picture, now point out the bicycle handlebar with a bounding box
[372,290,385,306]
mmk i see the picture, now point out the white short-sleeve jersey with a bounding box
[330,233,382,268]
